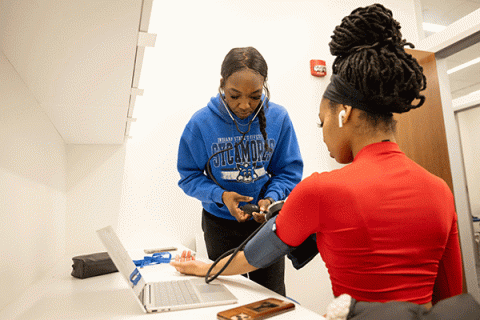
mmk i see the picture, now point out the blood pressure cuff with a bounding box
[286,233,319,270]
[244,217,294,269]
[244,217,319,270]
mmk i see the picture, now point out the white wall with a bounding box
[68,0,418,314]
[0,52,67,311]
[66,144,126,254]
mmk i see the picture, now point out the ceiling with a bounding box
[0,1,477,144]
[421,0,480,100]
[421,0,480,27]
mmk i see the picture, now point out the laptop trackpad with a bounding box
[191,279,234,302]
[197,283,225,293]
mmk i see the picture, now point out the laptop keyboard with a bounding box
[152,280,201,306]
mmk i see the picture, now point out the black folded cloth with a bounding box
[71,252,118,279]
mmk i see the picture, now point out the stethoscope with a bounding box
[219,91,266,136]
[205,91,267,187]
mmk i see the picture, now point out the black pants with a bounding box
[202,209,286,296]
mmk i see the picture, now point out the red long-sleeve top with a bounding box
[276,142,462,304]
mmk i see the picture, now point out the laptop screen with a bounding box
[97,226,147,305]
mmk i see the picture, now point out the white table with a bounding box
[0,248,326,319]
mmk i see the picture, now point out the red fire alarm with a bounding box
[310,60,326,77]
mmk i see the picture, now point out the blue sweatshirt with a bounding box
[177,94,303,220]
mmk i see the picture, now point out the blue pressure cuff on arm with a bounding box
[244,217,294,269]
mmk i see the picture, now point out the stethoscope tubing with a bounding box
[206,93,266,187]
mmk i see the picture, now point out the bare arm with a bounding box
[170,250,258,277]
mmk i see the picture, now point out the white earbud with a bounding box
[338,110,346,128]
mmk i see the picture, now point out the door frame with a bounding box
[418,8,480,301]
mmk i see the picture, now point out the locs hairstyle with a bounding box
[329,4,427,125]
[219,47,272,152]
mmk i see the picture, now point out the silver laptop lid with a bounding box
[97,226,147,310]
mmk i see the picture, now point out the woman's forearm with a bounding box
[207,251,258,276]
[171,250,258,277]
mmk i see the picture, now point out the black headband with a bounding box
[323,74,391,115]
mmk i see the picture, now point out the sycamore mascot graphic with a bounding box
[211,134,275,183]
[236,162,258,183]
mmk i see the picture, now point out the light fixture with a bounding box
[466,89,480,97]
[447,57,480,74]
[422,22,446,33]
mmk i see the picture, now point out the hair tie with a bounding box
[351,37,393,52]
[323,74,392,115]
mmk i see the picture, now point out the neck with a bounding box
[351,132,396,159]
[345,108,397,159]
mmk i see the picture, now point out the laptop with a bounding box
[96,226,238,313]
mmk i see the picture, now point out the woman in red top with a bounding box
[171,4,462,309]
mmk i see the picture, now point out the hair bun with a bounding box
[328,3,427,115]
[330,4,403,57]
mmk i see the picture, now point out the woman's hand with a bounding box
[252,198,272,223]
[253,199,272,223]
[170,250,210,276]
[222,191,254,222]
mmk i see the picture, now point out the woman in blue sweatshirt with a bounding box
[177,47,303,295]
